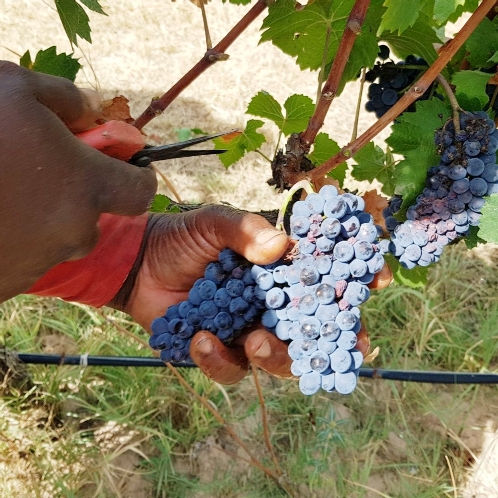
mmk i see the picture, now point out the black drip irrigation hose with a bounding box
[15,353,498,385]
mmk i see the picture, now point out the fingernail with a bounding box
[255,228,286,246]
[253,339,271,359]
[196,338,214,355]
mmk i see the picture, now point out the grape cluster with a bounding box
[365,46,437,118]
[387,111,498,269]
[148,249,268,363]
[257,186,385,395]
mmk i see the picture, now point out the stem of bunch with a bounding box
[436,75,463,134]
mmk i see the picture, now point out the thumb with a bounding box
[196,206,290,265]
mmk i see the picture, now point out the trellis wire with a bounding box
[14,353,498,385]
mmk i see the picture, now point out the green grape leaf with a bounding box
[79,0,106,14]
[452,70,491,110]
[281,94,314,135]
[444,0,479,23]
[465,226,486,249]
[327,162,348,188]
[247,91,284,125]
[380,15,440,65]
[477,195,498,244]
[150,194,180,213]
[489,51,498,64]
[308,132,341,165]
[433,0,466,24]
[224,0,252,4]
[20,47,81,81]
[465,18,498,68]
[384,254,428,288]
[213,120,266,167]
[386,99,451,209]
[55,0,92,45]
[351,142,396,196]
[378,0,420,35]
[247,92,314,136]
[260,0,356,71]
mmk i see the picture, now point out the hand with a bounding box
[0,61,157,302]
[115,206,392,385]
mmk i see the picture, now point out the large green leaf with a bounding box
[378,0,421,35]
[465,18,498,68]
[380,15,441,65]
[20,47,81,81]
[260,0,356,72]
[452,70,492,110]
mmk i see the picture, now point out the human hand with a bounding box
[114,206,392,384]
[0,61,157,302]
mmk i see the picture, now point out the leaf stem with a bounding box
[275,180,314,231]
[351,67,366,142]
[255,149,272,163]
[436,74,462,134]
[299,0,371,150]
[199,1,213,50]
[298,0,497,185]
[133,0,271,131]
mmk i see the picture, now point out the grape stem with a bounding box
[436,74,462,134]
[275,180,315,231]
[133,0,272,131]
[298,0,497,185]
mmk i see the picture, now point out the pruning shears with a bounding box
[75,120,229,166]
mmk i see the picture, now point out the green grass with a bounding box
[1,242,498,497]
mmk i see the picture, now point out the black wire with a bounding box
[14,353,498,384]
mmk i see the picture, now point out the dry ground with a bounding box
[1,1,498,496]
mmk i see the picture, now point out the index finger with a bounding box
[1,61,101,132]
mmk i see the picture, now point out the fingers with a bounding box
[239,328,294,379]
[356,323,371,357]
[195,206,290,266]
[91,150,158,216]
[26,66,102,132]
[368,262,393,290]
[189,331,249,385]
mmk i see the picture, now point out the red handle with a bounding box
[75,120,146,161]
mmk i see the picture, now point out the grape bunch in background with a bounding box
[365,45,440,118]
[385,111,498,269]
[257,186,386,396]
[148,249,268,363]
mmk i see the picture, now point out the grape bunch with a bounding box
[365,46,437,118]
[256,186,386,396]
[148,249,268,363]
[386,111,498,269]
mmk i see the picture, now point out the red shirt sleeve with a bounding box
[26,213,148,307]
